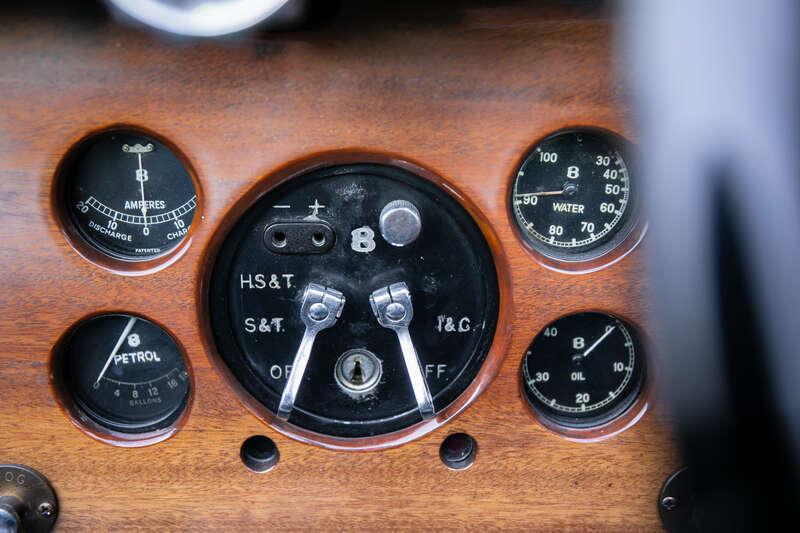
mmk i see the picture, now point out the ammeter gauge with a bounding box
[208,164,500,442]
[58,314,191,434]
[60,129,197,261]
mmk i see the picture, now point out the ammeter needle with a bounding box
[137,153,149,233]
[94,316,137,387]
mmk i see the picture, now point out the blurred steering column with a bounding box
[624,0,800,529]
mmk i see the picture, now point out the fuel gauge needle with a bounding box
[93,316,137,387]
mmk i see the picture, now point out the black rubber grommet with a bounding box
[440,432,477,470]
[241,435,280,473]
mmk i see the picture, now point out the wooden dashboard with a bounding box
[0,1,678,530]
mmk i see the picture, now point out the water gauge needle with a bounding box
[515,190,565,198]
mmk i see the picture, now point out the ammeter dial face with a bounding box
[60,314,190,434]
[63,130,197,261]
[209,164,499,440]
[511,130,637,261]
[522,312,645,428]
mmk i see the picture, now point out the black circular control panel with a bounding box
[209,164,499,439]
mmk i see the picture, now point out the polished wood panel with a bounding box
[0,2,678,530]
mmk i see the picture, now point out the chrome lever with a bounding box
[277,283,345,420]
[369,282,435,420]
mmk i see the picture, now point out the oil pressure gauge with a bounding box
[522,312,645,429]
[208,164,500,442]
[59,129,197,262]
[57,314,190,435]
[511,129,640,264]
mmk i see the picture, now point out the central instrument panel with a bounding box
[0,2,677,531]
[208,164,500,443]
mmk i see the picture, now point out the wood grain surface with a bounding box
[0,1,679,530]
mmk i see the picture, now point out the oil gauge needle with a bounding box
[94,316,137,387]
[582,325,616,358]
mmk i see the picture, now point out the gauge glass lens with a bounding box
[61,314,190,433]
[64,131,197,261]
[522,312,645,428]
[511,130,636,260]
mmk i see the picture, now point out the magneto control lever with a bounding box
[370,282,435,420]
[277,283,346,420]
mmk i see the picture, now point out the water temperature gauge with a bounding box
[510,129,640,264]
[60,129,197,261]
[208,164,500,442]
[57,314,191,435]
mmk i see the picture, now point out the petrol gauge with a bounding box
[62,130,197,261]
[511,129,639,262]
[521,312,645,428]
[59,314,190,434]
[208,164,500,441]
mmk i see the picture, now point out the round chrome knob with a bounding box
[379,200,422,247]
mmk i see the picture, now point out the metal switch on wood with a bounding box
[370,282,435,419]
[277,283,345,420]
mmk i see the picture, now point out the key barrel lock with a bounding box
[209,164,499,442]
